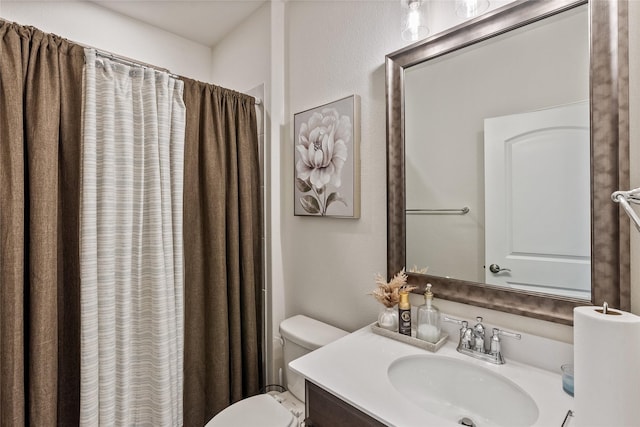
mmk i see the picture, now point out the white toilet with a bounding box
[206,315,348,427]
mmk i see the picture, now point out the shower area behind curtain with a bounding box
[182,79,264,426]
[0,22,84,426]
[79,49,185,425]
[1,20,263,427]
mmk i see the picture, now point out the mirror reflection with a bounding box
[404,4,590,299]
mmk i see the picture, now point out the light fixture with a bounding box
[401,0,429,42]
[455,0,490,18]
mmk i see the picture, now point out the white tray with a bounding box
[370,322,448,352]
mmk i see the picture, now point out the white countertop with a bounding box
[290,325,574,427]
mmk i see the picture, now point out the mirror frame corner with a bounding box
[386,0,630,325]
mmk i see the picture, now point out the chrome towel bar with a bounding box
[612,188,640,232]
[406,207,470,215]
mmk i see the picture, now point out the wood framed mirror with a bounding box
[386,0,629,325]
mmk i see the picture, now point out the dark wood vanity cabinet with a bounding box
[304,380,387,427]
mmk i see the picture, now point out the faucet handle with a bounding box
[443,315,464,325]
[492,327,521,340]
[490,328,521,362]
[443,316,469,333]
[444,316,472,350]
[444,316,469,330]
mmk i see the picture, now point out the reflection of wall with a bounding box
[404,6,588,283]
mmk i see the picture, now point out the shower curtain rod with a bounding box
[92,50,262,105]
[93,49,262,105]
[93,49,179,79]
[0,17,262,105]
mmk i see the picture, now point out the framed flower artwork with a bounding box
[293,95,360,218]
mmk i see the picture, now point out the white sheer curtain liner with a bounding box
[80,48,185,427]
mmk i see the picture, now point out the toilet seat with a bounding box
[205,394,297,427]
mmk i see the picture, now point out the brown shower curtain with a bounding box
[181,79,264,426]
[0,23,84,426]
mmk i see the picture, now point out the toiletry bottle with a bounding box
[417,284,441,343]
[398,290,412,335]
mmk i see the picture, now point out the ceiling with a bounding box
[91,0,267,47]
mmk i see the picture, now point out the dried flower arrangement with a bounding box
[408,265,428,275]
[370,268,417,308]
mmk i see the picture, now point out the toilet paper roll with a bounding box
[574,306,640,427]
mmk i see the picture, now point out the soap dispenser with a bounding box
[417,284,442,343]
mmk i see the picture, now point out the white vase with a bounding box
[378,305,399,331]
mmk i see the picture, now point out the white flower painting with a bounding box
[294,95,360,218]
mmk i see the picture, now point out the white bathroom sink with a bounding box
[387,355,539,427]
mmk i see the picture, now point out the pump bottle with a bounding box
[417,283,441,343]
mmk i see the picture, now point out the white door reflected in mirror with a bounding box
[484,101,590,299]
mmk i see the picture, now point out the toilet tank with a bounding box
[279,315,348,402]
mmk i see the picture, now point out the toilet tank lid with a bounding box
[279,315,348,350]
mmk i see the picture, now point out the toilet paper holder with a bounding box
[595,301,622,316]
[601,302,608,314]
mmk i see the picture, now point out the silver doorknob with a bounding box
[489,264,511,274]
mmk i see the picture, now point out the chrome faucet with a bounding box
[448,318,472,349]
[471,316,486,352]
[460,322,473,350]
[444,316,521,365]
